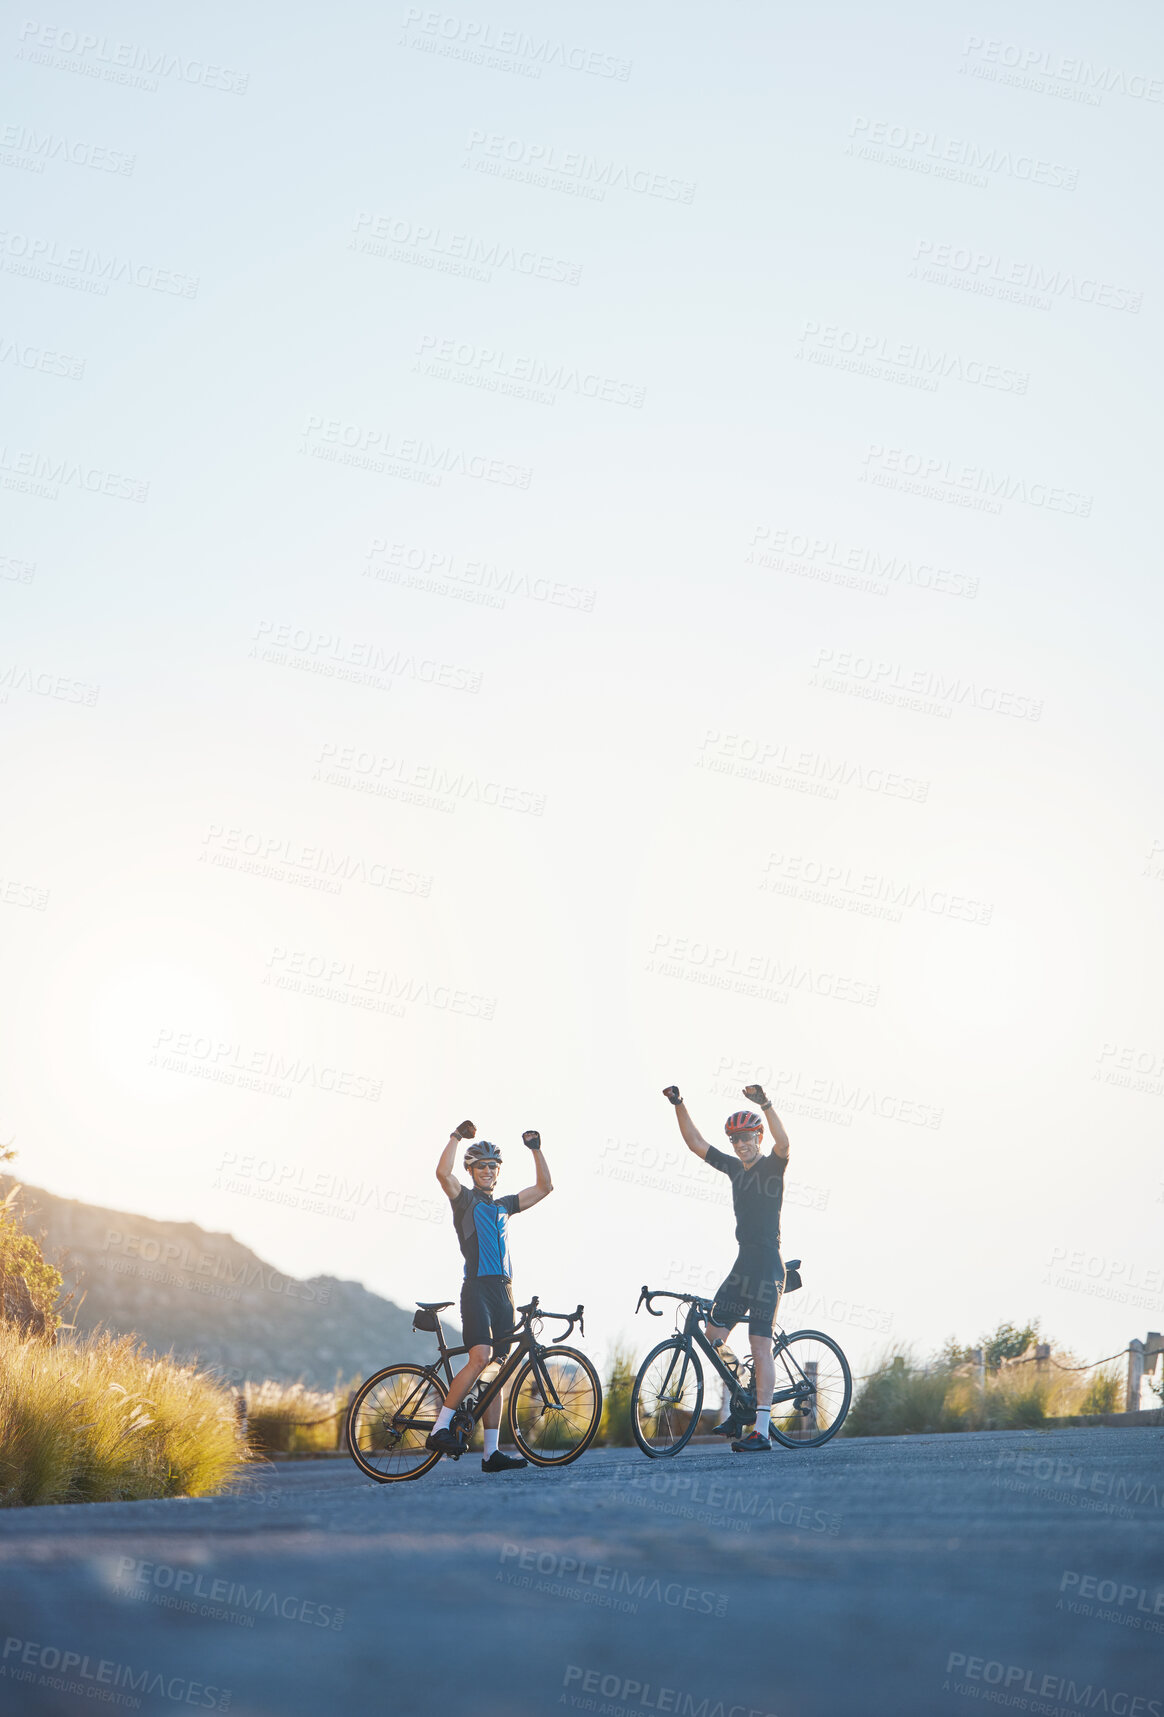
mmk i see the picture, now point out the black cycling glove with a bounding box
[454,1119,476,1140]
[742,1084,770,1109]
[662,1086,682,1106]
[521,1130,541,1151]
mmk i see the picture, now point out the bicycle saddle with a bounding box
[785,1260,801,1271]
[416,1300,453,1312]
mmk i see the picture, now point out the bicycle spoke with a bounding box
[633,1339,703,1455]
[766,1333,852,1447]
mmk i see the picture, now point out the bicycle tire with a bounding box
[631,1338,704,1458]
[766,1329,852,1448]
[506,1345,602,1466]
[346,1364,445,1483]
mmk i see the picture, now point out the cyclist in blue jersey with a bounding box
[663,1081,790,1452]
[426,1119,553,1470]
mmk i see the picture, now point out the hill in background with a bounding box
[4,1179,460,1390]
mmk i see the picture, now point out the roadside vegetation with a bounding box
[844,1320,1125,1437]
[0,1148,248,1505]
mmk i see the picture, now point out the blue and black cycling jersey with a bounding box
[450,1184,522,1279]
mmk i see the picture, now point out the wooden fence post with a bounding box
[970,1348,985,1390]
[1126,1339,1144,1412]
[337,1391,355,1453]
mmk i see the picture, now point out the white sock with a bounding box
[434,1406,454,1432]
[754,1408,771,1438]
[483,1428,499,1458]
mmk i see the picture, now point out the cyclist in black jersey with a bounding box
[663,1081,790,1452]
[427,1119,553,1470]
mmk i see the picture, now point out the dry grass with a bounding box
[0,1324,250,1505]
[845,1346,1128,1438]
[241,1379,343,1455]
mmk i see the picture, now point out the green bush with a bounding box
[597,1343,636,1446]
[0,1176,64,1340]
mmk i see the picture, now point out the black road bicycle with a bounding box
[346,1295,603,1482]
[630,1261,852,1456]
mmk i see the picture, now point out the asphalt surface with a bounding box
[0,1430,1161,1717]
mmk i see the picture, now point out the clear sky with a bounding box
[3,0,1162,1381]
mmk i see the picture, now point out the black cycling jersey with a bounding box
[704,1145,785,1250]
[450,1183,521,1280]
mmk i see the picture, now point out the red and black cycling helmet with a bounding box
[725,1109,764,1138]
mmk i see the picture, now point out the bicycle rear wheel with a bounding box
[767,1330,851,1447]
[631,1338,704,1458]
[347,1364,444,1482]
[506,1345,602,1466]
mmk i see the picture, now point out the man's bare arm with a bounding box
[516,1132,553,1210]
[437,1120,475,1201]
[663,1086,713,1159]
[744,1084,790,1160]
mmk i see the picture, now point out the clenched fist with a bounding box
[662,1086,682,1106]
[521,1130,542,1151]
[454,1119,476,1140]
[742,1084,769,1109]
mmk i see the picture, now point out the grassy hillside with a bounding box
[6,1179,459,1390]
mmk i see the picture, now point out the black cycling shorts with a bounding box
[711,1248,785,1337]
[460,1276,516,1357]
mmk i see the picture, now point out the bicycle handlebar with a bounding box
[515,1297,586,1340]
[636,1285,713,1319]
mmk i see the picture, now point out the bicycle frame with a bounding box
[415,1298,582,1429]
[653,1296,813,1412]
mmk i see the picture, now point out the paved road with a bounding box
[0,1430,1161,1717]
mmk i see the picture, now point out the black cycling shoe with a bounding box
[425,1427,466,1456]
[481,1450,528,1472]
[712,1415,747,1438]
[731,1430,772,1453]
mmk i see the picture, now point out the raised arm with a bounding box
[437,1119,475,1200]
[515,1131,553,1210]
[662,1086,713,1160]
[743,1084,790,1160]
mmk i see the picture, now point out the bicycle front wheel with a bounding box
[631,1338,704,1458]
[506,1345,602,1466]
[767,1330,852,1447]
[347,1364,445,1482]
